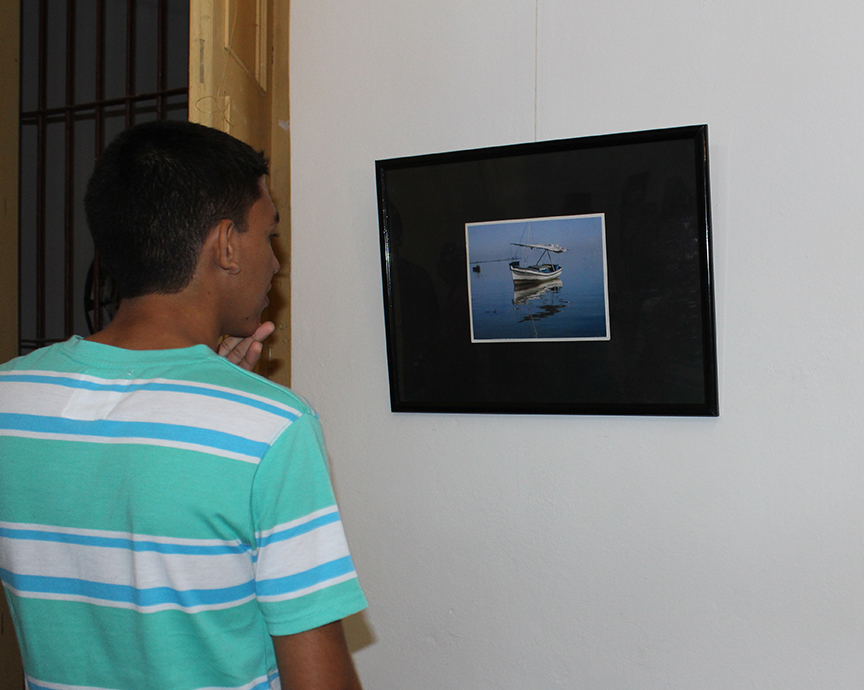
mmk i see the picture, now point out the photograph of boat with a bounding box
[509,242,567,283]
[465,213,610,343]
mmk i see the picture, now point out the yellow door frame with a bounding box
[190,0,292,385]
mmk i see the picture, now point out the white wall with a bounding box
[289,2,864,688]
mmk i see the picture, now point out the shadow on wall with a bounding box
[343,609,377,653]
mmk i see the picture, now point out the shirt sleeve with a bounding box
[250,412,368,636]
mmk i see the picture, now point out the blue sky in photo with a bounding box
[466,214,605,268]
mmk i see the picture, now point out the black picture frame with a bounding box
[376,125,718,416]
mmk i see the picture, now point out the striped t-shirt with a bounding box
[0,337,367,690]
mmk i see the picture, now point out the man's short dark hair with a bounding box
[85,120,269,298]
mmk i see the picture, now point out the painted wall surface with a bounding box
[290,2,864,688]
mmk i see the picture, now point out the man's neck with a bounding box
[85,293,221,351]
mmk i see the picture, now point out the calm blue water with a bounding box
[466,216,609,342]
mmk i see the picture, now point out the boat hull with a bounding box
[509,260,562,282]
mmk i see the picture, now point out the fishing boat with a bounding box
[509,242,567,283]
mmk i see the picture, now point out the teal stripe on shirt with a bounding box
[0,525,250,556]
[1,567,256,609]
[0,413,268,457]
[0,373,301,420]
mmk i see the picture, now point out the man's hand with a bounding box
[218,321,276,371]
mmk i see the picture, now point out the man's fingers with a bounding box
[218,322,275,371]
[251,321,276,342]
[242,340,264,369]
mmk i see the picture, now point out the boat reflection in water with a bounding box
[513,279,569,327]
[512,279,563,306]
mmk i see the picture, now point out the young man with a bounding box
[0,121,366,690]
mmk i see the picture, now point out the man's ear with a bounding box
[214,219,241,275]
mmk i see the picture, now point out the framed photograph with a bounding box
[376,125,718,416]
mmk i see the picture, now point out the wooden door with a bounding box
[0,5,22,688]
[189,0,292,385]
[0,1,19,366]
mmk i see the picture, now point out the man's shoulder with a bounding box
[0,338,316,419]
[0,341,73,373]
[200,356,317,418]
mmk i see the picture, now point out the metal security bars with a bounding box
[19,0,189,353]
